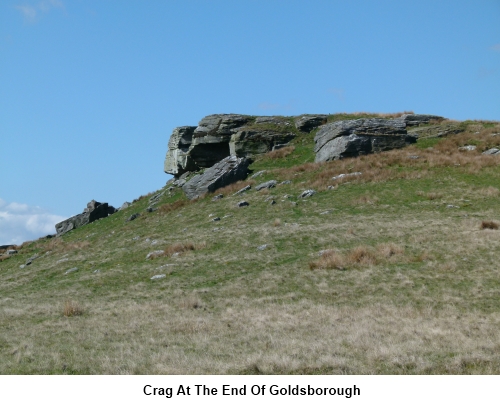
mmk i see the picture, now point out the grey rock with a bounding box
[126,213,140,222]
[150,274,166,280]
[255,180,278,191]
[272,143,290,151]
[482,148,500,155]
[149,192,164,203]
[250,170,266,178]
[314,118,415,162]
[269,200,276,205]
[212,194,224,201]
[280,180,292,185]
[233,185,251,195]
[55,200,117,235]
[146,207,157,213]
[299,189,316,198]
[254,116,290,125]
[119,202,131,210]
[25,254,40,266]
[56,258,69,263]
[182,156,251,200]
[407,122,463,139]
[146,250,165,260]
[164,126,197,176]
[230,130,296,158]
[398,114,444,126]
[294,115,328,132]
[64,267,78,275]
[446,204,459,209]
[6,249,17,255]
[237,201,249,207]
[257,244,268,250]
[459,145,477,151]
[331,172,362,181]
[320,210,332,215]
[212,217,221,222]
[408,155,420,159]
[19,264,26,269]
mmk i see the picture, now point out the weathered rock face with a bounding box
[164,114,298,177]
[314,118,416,162]
[294,115,328,132]
[55,200,116,235]
[399,114,444,126]
[163,126,197,176]
[182,156,251,200]
[230,130,296,157]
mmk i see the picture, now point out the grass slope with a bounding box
[1,117,500,374]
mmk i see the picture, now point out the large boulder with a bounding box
[182,156,251,200]
[314,118,416,162]
[55,200,116,235]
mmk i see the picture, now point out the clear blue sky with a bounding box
[1,0,499,245]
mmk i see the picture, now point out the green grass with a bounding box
[1,117,500,374]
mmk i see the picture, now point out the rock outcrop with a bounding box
[55,200,117,235]
[182,156,251,200]
[164,114,299,177]
[314,118,417,162]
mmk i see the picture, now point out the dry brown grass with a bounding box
[42,239,90,254]
[216,180,256,196]
[477,187,500,197]
[310,243,406,270]
[179,295,203,310]
[273,219,281,227]
[480,221,499,230]
[63,300,83,317]
[264,146,295,159]
[158,199,190,215]
[150,241,205,259]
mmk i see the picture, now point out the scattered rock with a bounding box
[230,129,296,158]
[222,214,232,219]
[299,190,316,198]
[264,196,275,202]
[93,269,100,273]
[6,249,17,256]
[25,255,40,266]
[126,213,140,222]
[64,267,78,275]
[269,200,276,205]
[257,244,268,250]
[119,202,132,210]
[255,180,277,191]
[212,217,221,222]
[237,201,249,207]
[280,180,292,185]
[331,172,362,181]
[320,210,332,215]
[182,156,251,200]
[398,114,444,126]
[212,194,224,201]
[19,264,25,269]
[408,155,420,159]
[56,258,69,263]
[146,250,165,260]
[482,148,500,155]
[55,200,117,235]
[458,145,476,151]
[446,205,459,209]
[250,170,266,178]
[146,207,157,213]
[150,274,166,280]
[233,185,251,196]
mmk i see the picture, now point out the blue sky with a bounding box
[1,0,499,245]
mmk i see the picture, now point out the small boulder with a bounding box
[294,115,328,132]
[212,194,224,201]
[150,274,166,280]
[299,190,316,198]
[233,185,251,196]
[482,148,500,155]
[331,172,362,181]
[237,201,249,207]
[126,213,140,222]
[458,145,477,151]
[255,180,278,191]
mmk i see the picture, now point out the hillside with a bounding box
[1,113,500,374]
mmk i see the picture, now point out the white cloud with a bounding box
[15,0,64,23]
[328,88,345,101]
[0,198,65,245]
